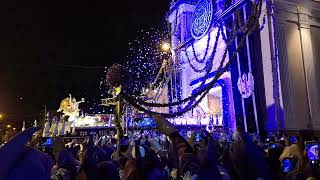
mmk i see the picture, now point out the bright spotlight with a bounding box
[161,42,170,51]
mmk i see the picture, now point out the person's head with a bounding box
[56,149,77,166]
[197,147,210,167]
[93,146,107,163]
[96,161,120,180]
[101,145,114,161]
[57,148,79,176]
[279,144,303,177]
[142,154,167,180]
[110,138,117,146]
[146,167,168,180]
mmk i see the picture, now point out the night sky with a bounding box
[0,0,170,125]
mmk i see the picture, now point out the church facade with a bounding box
[166,0,320,133]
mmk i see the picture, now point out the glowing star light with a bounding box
[161,42,170,52]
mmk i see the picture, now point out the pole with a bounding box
[234,19,248,132]
[44,105,47,119]
[115,94,123,138]
[243,6,259,135]
[297,5,313,127]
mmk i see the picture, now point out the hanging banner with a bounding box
[237,72,254,98]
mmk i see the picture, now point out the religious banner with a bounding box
[237,72,254,98]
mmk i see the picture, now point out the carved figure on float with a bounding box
[57,94,88,129]
[57,94,84,119]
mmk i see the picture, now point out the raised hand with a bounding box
[153,115,177,136]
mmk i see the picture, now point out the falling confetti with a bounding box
[122,27,171,95]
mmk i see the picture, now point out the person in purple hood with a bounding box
[0,127,53,180]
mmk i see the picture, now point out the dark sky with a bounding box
[0,0,170,123]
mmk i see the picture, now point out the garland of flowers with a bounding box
[191,31,211,63]
[185,28,221,73]
[121,0,262,115]
[179,37,231,111]
[185,48,207,73]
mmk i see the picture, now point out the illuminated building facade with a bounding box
[166,0,320,133]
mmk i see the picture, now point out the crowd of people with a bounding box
[0,115,319,180]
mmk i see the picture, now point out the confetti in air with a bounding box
[122,27,171,95]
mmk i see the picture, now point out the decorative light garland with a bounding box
[126,14,245,108]
[122,23,256,117]
[191,31,211,63]
[121,0,262,117]
[122,35,238,118]
[125,27,228,108]
[184,28,221,73]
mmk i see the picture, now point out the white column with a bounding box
[259,0,281,131]
[243,6,259,134]
[298,7,320,129]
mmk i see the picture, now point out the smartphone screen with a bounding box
[136,117,157,129]
[269,143,276,149]
[41,137,54,147]
[289,136,298,144]
[283,158,293,173]
[195,132,201,142]
[305,141,319,162]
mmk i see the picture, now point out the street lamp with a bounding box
[6,124,11,128]
[0,114,3,119]
[161,42,170,52]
